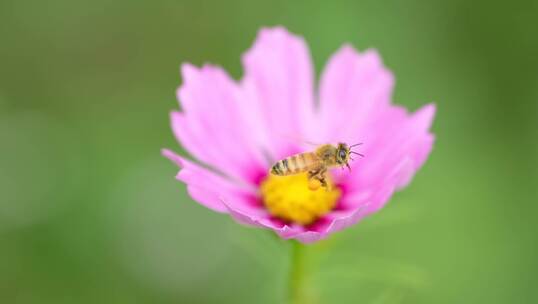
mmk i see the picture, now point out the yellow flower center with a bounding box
[260,173,341,225]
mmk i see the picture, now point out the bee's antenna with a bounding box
[346,163,351,171]
[350,151,364,157]
[349,143,363,148]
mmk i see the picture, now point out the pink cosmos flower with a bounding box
[163,26,435,243]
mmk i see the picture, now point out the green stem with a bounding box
[288,241,306,304]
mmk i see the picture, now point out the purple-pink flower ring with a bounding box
[163,27,435,243]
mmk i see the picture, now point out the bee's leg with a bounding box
[307,168,329,191]
[317,168,329,190]
[307,169,317,179]
[318,177,328,188]
[307,169,322,191]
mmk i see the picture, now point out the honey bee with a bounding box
[270,143,363,190]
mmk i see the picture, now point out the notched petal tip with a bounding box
[161,148,184,168]
[180,62,197,79]
[338,42,358,54]
[257,25,298,41]
[413,103,437,133]
[329,44,386,71]
[418,102,437,116]
[362,48,383,64]
[178,63,229,103]
[242,26,308,63]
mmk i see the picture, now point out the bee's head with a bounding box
[336,142,363,171]
[336,143,350,164]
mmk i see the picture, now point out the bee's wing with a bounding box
[277,132,322,148]
[303,139,323,147]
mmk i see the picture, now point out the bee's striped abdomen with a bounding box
[270,152,317,176]
[270,159,287,175]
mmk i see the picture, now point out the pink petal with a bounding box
[341,104,436,210]
[174,64,268,183]
[223,200,324,243]
[223,200,283,229]
[295,201,371,243]
[317,45,395,144]
[162,149,259,213]
[290,231,324,243]
[241,26,316,160]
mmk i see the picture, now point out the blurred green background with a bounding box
[1,0,537,303]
